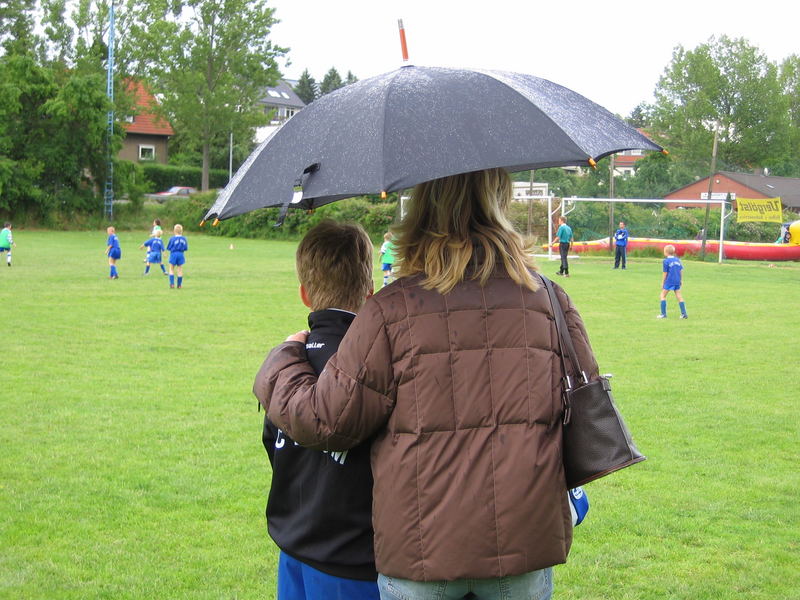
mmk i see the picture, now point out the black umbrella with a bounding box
[203,65,663,223]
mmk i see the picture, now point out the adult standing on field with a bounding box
[614,221,629,269]
[552,215,573,277]
[255,168,601,600]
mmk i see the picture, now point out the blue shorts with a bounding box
[381,263,393,271]
[663,285,681,291]
[169,252,185,266]
[277,552,379,600]
[108,248,121,260]
[147,252,162,264]
[0,247,9,253]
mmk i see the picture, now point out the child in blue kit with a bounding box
[105,226,121,279]
[658,244,688,319]
[166,224,188,288]
[140,229,167,275]
[253,219,378,600]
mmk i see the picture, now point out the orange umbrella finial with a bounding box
[398,19,409,62]
[588,158,597,168]
[212,218,220,226]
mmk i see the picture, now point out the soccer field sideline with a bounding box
[1,231,798,599]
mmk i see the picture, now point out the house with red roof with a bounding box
[119,80,174,165]
[664,171,800,211]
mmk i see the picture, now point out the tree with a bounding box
[138,0,286,191]
[651,36,792,175]
[319,67,343,95]
[293,68,317,104]
[0,0,43,58]
[626,103,650,128]
[774,55,800,176]
[0,52,110,216]
[345,70,358,85]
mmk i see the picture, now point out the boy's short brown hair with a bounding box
[296,220,373,312]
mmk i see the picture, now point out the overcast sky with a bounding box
[266,0,798,117]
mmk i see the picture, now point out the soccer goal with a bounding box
[513,195,733,263]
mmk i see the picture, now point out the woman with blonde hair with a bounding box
[255,168,600,600]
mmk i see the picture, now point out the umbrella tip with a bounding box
[199,220,206,227]
[588,158,597,169]
[661,149,670,156]
[398,18,409,62]
[381,190,387,199]
[213,218,220,226]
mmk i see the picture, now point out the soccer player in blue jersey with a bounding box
[166,224,188,288]
[613,220,629,269]
[658,244,688,319]
[105,226,121,279]
[140,229,166,275]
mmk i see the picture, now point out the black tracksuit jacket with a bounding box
[262,309,376,581]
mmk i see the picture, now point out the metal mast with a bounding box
[104,0,115,220]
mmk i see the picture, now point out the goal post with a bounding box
[514,195,733,264]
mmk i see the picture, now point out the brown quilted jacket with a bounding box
[253,268,599,582]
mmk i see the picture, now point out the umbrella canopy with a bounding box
[204,65,663,222]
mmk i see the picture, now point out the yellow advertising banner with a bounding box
[736,197,783,223]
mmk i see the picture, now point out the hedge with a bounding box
[140,164,230,192]
[147,194,796,247]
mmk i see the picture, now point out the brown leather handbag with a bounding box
[541,276,646,488]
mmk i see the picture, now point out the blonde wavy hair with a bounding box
[393,168,538,294]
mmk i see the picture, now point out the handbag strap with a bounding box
[540,275,589,390]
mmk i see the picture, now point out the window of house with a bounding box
[124,115,135,123]
[139,145,155,161]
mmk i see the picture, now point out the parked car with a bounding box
[145,186,198,202]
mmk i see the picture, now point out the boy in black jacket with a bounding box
[260,219,377,600]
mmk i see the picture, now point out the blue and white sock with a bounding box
[660,300,667,316]
[169,274,175,286]
[679,301,687,316]
[177,276,183,288]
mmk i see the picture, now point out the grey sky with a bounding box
[267,0,798,116]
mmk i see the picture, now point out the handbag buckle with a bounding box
[561,387,572,425]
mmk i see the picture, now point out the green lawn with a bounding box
[1,231,798,599]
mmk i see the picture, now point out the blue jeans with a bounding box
[378,568,552,600]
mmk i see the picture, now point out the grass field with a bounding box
[1,230,798,599]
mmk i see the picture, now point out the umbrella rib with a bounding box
[378,70,400,195]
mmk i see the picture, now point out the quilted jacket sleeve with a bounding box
[253,297,396,452]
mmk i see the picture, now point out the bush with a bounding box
[140,164,229,192]
[150,193,401,242]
